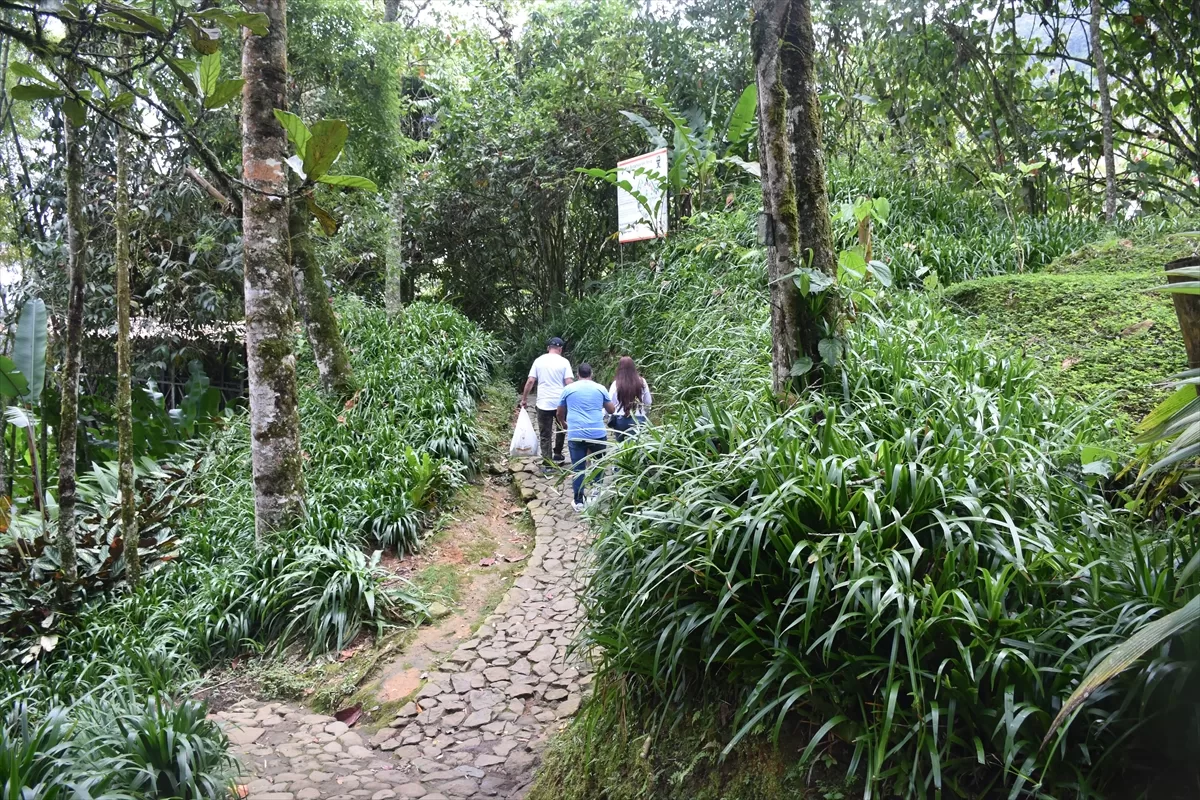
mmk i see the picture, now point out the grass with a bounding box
[946,232,1200,423]
[412,563,463,604]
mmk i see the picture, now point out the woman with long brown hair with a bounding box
[608,356,652,440]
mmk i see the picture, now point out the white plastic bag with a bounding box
[509,408,540,457]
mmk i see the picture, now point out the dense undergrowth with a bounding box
[525,189,1200,797]
[1,299,497,796]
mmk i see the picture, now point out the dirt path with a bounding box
[211,462,590,800]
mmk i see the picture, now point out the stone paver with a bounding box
[213,463,590,800]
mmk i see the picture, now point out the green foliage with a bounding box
[610,83,760,218]
[403,0,648,328]
[0,694,234,799]
[87,696,236,799]
[1,301,495,787]
[13,298,47,405]
[525,190,1200,796]
[827,158,1114,287]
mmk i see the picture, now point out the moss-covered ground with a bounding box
[527,688,856,800]
[945,232,1200,424]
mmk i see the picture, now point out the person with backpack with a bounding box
[556,363,615,510]
[608,356,652,441]
[519,337,573,465]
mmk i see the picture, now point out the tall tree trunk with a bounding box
[753,0,839,396]
[290,186,355,398]
[1090,0,1117,222]
[383,0,400,22]
[242,0,304,539]
[115,47,139,585]
[385,187,406,317]
[58,81,86,583]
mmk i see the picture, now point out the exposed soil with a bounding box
[368,474,533,705]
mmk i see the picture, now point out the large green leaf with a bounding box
[165,58,199,96]
[200,52,220,97]
[203,79,244,110]
[618,111,666,150]
[11,84,63,101]
[1153,281,1200,295]
[273,109,311,158]
[107,4,168,34]
[1043,593,1200,748]
[192,8,269,36]
[14,298,47,404]
[0,356,29,398]
[1135,385,1199,442]
[317,174,378,192]
[10,62,57,88]
[725,84,758,148]
[63,98,87,126]
[302,119,349,180]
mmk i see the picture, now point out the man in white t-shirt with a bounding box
[519,337,574,464]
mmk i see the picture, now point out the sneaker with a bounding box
[572,501,585,512]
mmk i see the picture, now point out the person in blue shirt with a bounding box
[556,363,615,510]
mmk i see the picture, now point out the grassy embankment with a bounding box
[522,190,1200,799]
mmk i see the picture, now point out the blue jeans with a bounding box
[568,439,606,504]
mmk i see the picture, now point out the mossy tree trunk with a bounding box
[57,75,86,585]
[290,183,355,398]
[242,0,305,539]
[115,45,139,585]
[385,187,406,318]
[1090,0,1117,222]
[752,0,839,396]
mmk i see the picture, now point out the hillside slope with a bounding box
[945,232,1200,422]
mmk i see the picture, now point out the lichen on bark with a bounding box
[242,0,305,539]
[57,69,86,584]
[385,187,406,319]
[752,0,839,397]
[290,179,356,399]
[115,43,139,583]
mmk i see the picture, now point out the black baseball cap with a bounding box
[547,337,564,348]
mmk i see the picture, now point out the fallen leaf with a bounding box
[1120,319,1154,337]
[479,557,495,567]
[504,553,527,563]
[234,786,249,799]
[337,414,347,425]
[335,704,363,727]
[1061,357,1081,370]
[1120,239,1133,248]
[343,389,361,410]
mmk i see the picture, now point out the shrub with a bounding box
[0,693,234,800]
[84,696,236,799]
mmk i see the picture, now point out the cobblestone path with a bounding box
[211,463,590,800]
